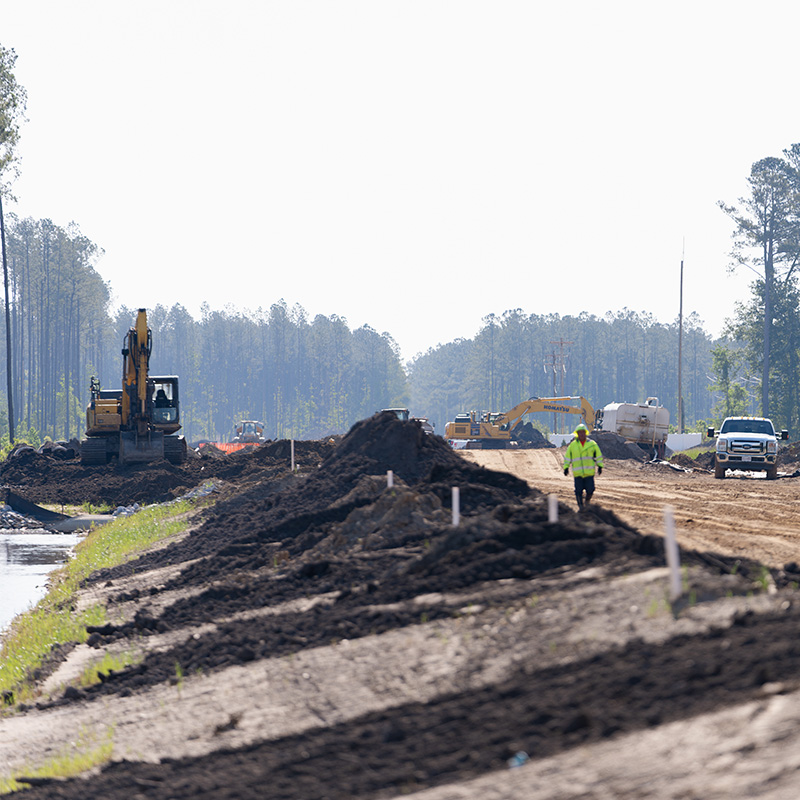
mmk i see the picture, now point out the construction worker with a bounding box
[563,423,604,509]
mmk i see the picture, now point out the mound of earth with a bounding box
[511,422,554,448]
[0,438,335,507]
[589,430,648,461]
[669,452,696,468]
[4,413,799,799]
[778,441,800,470]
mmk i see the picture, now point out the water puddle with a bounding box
[0,530,83,634]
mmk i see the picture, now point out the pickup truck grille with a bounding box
[728,439,765,455]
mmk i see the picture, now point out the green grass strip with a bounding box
[0,500,193,704]
[0,726,115,793]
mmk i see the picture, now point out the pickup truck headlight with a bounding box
[767,440,777,454]
[716,439,727,453]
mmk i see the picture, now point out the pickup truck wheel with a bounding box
[766,465,778,480]
[714,462,726,479]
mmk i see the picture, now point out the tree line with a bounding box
[409,309,717,436]
[3,42,800,444]
[0,210,766,445]
[0,215,410,443]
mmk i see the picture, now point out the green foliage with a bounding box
[719,147,800,424]
[707,342,750,422]
[0,43,28,187]
[0,423,41,459]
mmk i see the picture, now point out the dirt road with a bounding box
[462,448,800,569]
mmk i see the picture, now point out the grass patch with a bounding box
[0,726,114,793]
[78,650,141,688]
[0,501,193,707]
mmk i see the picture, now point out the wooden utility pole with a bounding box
[678,245,684,434]
[547,339,572,432]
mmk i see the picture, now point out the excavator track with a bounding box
[163,435,187,464]
[80,437,108,465]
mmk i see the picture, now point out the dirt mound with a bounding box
[88,413,532,588]
[694,450,716,469]
[0,437,334,508]
[512,422,555,448]
[778,441,800,470]
[670,452,696,468]
[588,430,648,461]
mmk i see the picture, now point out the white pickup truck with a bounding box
[707,416,788,480]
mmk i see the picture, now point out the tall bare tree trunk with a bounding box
[762,234,773,417]
[0,193,15,442]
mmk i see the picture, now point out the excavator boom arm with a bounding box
[494,396,595,432]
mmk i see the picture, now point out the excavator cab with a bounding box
[151,377,180,427]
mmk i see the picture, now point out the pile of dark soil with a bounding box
[8,412,795,800]
[589,430,648,461]
[669,452,697,469]
[26,604,800,800]
[778,441,800,469]
[42,413,764,703]
[511,422,555,448]
[0,439,334,508]
[693,450,716,469]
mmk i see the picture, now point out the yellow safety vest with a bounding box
[563,437,604,477]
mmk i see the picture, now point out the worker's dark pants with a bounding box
[573,475,595,508]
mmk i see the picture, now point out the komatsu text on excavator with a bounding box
[81,308,187,465]
[444,396,595,448]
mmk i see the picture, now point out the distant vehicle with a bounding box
[707,416,788,479]
[381,408,410,421]
[444,397,595,449]
[380,408,434,434]
[594,397,669,459]
[233,420,266,445]
[413,417,435,435]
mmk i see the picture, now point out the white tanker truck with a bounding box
[594,396,669,459]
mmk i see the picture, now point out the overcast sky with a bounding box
[2,1,797,362]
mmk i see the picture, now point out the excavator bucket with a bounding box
[119,430,165,466]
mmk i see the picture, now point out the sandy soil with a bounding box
[462,448,800,568]
[3,423,800,798]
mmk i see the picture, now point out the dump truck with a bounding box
[81,308,187,465]
[444,396,595,448]
[594,397,669,459]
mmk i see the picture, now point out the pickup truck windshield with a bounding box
[720,419,775,435]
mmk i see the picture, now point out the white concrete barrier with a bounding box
[549,432,703,451]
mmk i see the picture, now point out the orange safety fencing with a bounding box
[201,442,257,454]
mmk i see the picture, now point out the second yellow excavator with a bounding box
[444,396,595,448]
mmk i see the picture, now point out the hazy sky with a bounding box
[2,1,798,361]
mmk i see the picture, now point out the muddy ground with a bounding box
[2,417,800,797]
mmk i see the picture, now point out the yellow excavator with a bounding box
[444,396,595,448]
[81,308,187,465]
